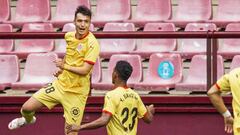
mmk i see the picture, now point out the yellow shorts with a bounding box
[33,82,88,126]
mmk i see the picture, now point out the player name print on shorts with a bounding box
[158,61,174,79]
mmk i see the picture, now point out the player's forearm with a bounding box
[63,64,90,75]
[80,117,108,130]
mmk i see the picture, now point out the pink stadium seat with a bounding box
[0,24,13,53]
[14,23,55,59]
[176,23,217,59]
[92,0,131,27]
[100,23,136,59]
[50,0,90,28]
[125,0,172,27]
[175,55,224,92]
[54,23,94,58]
[230,55,240,71]
[92,54,142,90]
[134,53,182,91]
[218,23,240,59]
[4,0,50,28]
[0,0,10,22]
[91,58,101,84]
[0,55,19,91]
[209,0,240,27]
[167,0,212,27]
[11,53,58,91]
[131,23,176,58]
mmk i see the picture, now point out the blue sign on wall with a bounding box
[158,61,174,79]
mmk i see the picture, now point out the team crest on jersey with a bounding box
[77,43,83,51]
[71,107,80,118]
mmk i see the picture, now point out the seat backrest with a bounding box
[146,53,182,83]
[230,55,240,71]
[22,53,58,82]
[220,23,240,49]
[216,0,240,20]
[108,54,142,84]
[54,0,90,21]
[16,23,54,52]
[134,0,171,20]
[175,0,212,20]
[14,0,50,21]
[100,23,136,52]
[0,24,13,52]
[178,23,217,52]
[0,55,19,83]
[95,0,131,20]
[139,23,176,51]
[0,0,10,22]
[91,58,101,83]
[186,55,224,83]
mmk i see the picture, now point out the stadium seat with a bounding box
[176,23,217,59]
[175,55,224,92]
[166,0,212,27]
[230,55,240,71]
[0,24,13,53]
[125,0,172,27]
[0,55,19,91]
[92,54,142,90]
[54,23,94,58]
[134,53,182,92]
[218,23,240,59]
[92,0,131,27]
[209,0,240,28]
[131,23,176,59]
[91,58,101,84]
[11,53,58,91]
[4,0,51,28]
[49,0,90,28]
[0,0,10,22]
[14,23,55,59]
[99,23,136,59]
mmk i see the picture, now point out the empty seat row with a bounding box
[2,22,240,59]
[1,0,240,28]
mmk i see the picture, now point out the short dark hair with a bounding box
[115,61,133,82]
[75,5,92,19]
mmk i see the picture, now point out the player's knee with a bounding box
[22,102,34,112]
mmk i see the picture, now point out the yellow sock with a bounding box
[20,109,35,123]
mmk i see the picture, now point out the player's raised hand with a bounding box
[224,116,233,134]
[54,58,64,69]
[66,124,80,134]
[146,104,155,115]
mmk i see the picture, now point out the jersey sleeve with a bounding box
[84,38,100,65]
[102,93,116,116]
[216,73,230,92]
[137,95,147,118]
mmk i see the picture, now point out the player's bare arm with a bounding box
[142,104,155,124]
[66,112,111,134]
[207,85,233,134]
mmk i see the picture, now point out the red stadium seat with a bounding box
[14,23,55,59]
[4,0,51,28]
[175,55,224,92]
[218,23,240,59]
[11,53,58,91]
[0,24,13,53]
[49,0,90,28]
[176,23,217,59]
[134,53,182,92]
[167,0,212,27]
[0,0,10,22]
[100,23,136,59]
[0,55,19,91]
[54,23,94,58]
[209,0,240,27]
[131,23,176,59]
[91,58,101,85]
[230,55,240,71]
[92,54,142,90]
[92,0,131,27]
[125,0,172,27]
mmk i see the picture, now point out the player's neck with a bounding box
[114,81,127,88]
[75,31,89,40]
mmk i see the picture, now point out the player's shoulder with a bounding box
[65,31,75,39]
